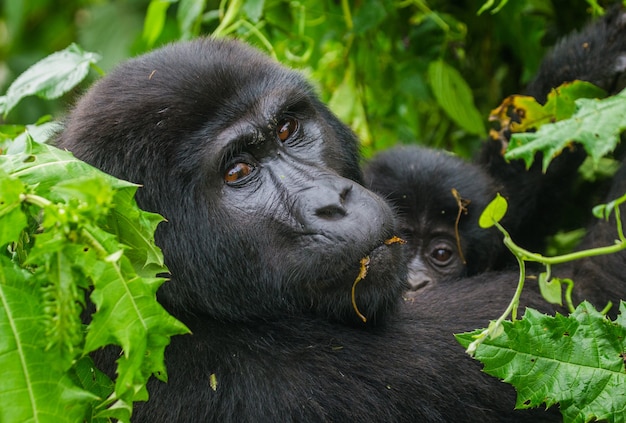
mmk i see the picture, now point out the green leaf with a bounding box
[177,0,207,39]
[538,272,562,305]
[143,0,176,48]
[505,89,626,171]
[353,0,388,35]
[592,192,626,221]
[107,188,166,270]
[80,223,188,407]
[543,81,607,122]
[0,256,96,423]
[71,356,115,406]
[457,302,626,423]
[478,193,508,228]
[2,141,134,196]
[1,140,189,420]
[0,44,100,116]
[428,59,486,137]
[242,0,265,23]
[0,168,27,246]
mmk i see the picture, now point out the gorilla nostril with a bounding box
[339,185,352,205]
[408,279,430,291]
[315,205,347,220]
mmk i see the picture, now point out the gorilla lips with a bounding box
[351,236,406,322]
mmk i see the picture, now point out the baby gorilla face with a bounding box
[402,228,466,294]
[364,146,505,295]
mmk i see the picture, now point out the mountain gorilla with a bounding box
[365,6,626,294]
[57,13,626,423]
[363,146,505,294]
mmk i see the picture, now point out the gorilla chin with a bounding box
[307,239,408,326]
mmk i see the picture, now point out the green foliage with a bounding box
[2,1,624,421]
[2,0,590,156]
[0,138,189,422]
[457,302,626,423]
[470,181,626,420]
[478,193,507,228]
[428,59,486,137]
[505,87,626,171]
[0,43,101,118]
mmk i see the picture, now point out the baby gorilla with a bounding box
[364,146,505,295]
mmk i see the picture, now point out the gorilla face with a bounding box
[364,146,504,294]
[58,38,406,324]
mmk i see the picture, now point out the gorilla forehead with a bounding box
[61,38,328,187]
[111,38,311,134]
[366,146,497,216]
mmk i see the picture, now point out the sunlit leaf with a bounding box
[1,140,189,421]
[478,193,508,228]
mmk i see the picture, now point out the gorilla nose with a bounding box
[298,177,393,239]
[314,186,351,220]
[407,277,430,291]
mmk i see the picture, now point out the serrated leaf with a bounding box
[2,138,188,420]
[2,141,135,197]
[457,302,626,423]
[478,193,508,228]
[428,59,486,136]
[107,188,166,269]
[81,224,188,405]
[505,89,626,171]
[71,356,114,404]
[0,256,95,423]
[0,43,100,116]
[543,81,607,122]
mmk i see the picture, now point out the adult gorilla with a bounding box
[58,36,625,423]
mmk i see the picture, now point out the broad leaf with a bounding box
[478,193,508,228]
[0,44,100,116]
[428,59,486,136]
[457,302,626,423]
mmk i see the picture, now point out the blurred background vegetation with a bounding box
[0,0,609,158]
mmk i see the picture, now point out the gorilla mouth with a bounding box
[351,236,406,322]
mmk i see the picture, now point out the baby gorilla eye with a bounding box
[277,117,299,142]
[225,162,254,183]
[430,247,453,266]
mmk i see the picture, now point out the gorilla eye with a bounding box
[224,162,254,183]
[431,247,453,265]
[277,117,299,142]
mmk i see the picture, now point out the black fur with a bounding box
[57,35,625,423]
[364,146,506,293]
